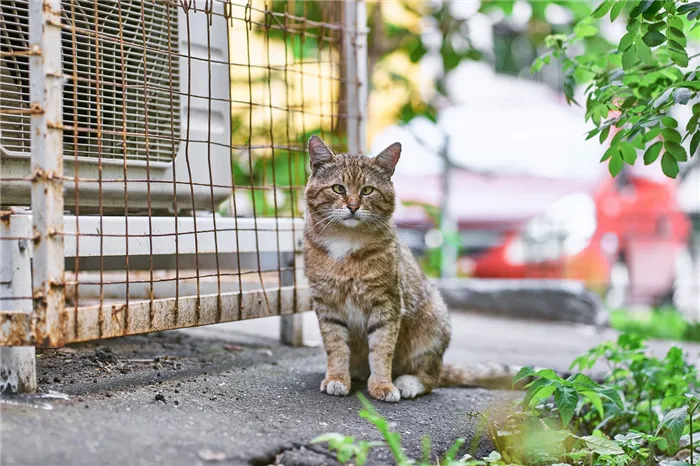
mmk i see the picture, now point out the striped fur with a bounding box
[304,136,548,402]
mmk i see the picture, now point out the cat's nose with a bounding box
[347,205,359,214]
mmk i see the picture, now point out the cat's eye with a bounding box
[331,184,346,194]
[360,186,374,195]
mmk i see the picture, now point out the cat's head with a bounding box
[304,135,401,233]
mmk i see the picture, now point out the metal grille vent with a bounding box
[0,1,180,164]
[0,1,31,155]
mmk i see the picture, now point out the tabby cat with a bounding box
[303,135,521,402]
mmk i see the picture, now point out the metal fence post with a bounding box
[344,0,368,154]
[280,251,303,346]
[30,0,65,347]
[0,214,37,393]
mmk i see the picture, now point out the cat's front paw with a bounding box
[368,378,401,403]
[320,376,350,396]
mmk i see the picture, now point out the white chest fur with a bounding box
[318,235,365,261]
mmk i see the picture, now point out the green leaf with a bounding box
[679,81,700,90]
[586,128,601,141]
[568,373,598,390]
[591,0,613,18]
[656,406,689,446]
[513,366,536,385]
[662,129,682,143]
[643,0,664,17]
[669,27,687,47]
[575,23,599,39]
[648,21,667,32]
[662,116,678,128]
[669,15,686,31]
[622,45,637,69]
[662,395,689,410]
[601,146,617,162]
[525,382,557,407]
[531,56,545,74]
[443,438,465,462]
[523,378,554,406]
[627,19,641,33]
[409,41,428,63]
[644,127,662,142]
[609,150,624,177]
[582,391,605,418]
[670,48,689,67]
[598,387,624,409]
[554,386,579,426]
[580,435,625,455]
[642,30,666,47]
[645,141,663,165]
[666,142,688,162]
[621,142,637,164]
[635,37,652,62]
[599,126,611,144]
[661,152,680,178]
[618,33,635,53]
[610,0,625,21]
[629,0,654,17]
[691,132,700,156]
[536,368,561,381]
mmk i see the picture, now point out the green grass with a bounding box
[609,307,700,343]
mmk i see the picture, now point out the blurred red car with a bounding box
[393,165,690,308]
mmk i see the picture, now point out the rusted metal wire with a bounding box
[0,0,363,348]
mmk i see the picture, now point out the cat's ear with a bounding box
[308,135,334,170]
[373,142,401,176]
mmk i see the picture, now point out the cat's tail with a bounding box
[439,363,574,390]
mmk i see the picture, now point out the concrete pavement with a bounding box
[2,311,698,466]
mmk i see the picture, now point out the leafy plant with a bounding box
[311,433,381,466]
[317,334,700,466]
[535,0,700,178]
[313,393,473,466]
[610,307,700,343]
[514,367,623,427]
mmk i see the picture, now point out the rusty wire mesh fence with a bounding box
[0,0,367,349]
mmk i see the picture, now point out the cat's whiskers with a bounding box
[308,210,338,230]
[316,217,340,237]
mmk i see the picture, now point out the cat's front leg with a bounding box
[316,305,352,397]
[367,313,401,402]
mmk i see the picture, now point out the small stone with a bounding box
[155,394,166,403]
[197,450,226,461]
[53,377,61,383]
[174,400,179,406]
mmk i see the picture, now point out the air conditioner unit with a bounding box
[0,1,232,214]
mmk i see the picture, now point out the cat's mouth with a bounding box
[341,217,360,228]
